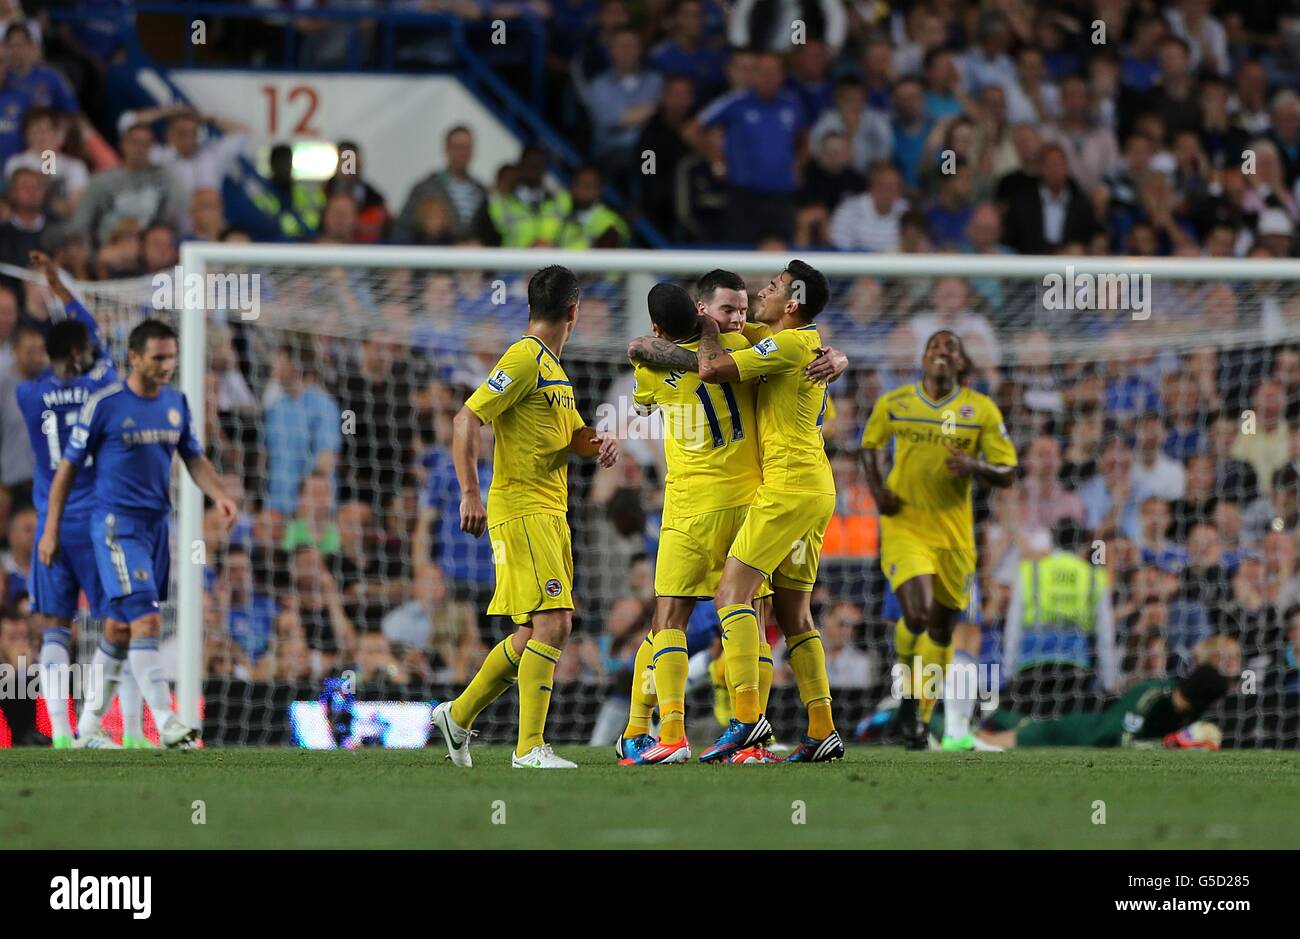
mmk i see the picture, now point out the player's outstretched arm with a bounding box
[627,336,698,372]
[451,404,487,537]
[183,453,239,529]
[570,426,620,467]
[31,251,74,305]
[806,346,849,383]
[38,459,80,565]
[694,314,740,384]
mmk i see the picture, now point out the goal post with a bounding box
[76,243,1300,747]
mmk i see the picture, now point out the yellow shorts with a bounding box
[486,514,574,625]
[728,486,835,593]
[880,533,976,611]
[656,504,774,600]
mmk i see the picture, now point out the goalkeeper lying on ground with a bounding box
[975,663,1231,750]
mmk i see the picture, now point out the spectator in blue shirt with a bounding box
[219,547,278,672]
[3,24,77,115]
[0,62,28,169]
[581,27,664,178]
[1121,15,1166,93]
[690,50,806,243]
[649,0,727,106]
[924,160,976,249]
[922,49,967,121]
[263,341,341,518]
[890,78,933,188]
[786,39,835,125]
[415,409,496,607]
[1137,496,1191,574]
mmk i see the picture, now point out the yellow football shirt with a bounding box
[632,331,761,518]
[466,335,585,526]
[860,383,1018,548]
[729,323,835,495]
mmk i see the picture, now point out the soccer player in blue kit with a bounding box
[16,252,144,748]
[39,317,238,748]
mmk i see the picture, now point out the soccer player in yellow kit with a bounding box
[620,273,845,764]
[431,265,620,769]
[617,279,769,765]
[630,261,845,763]
[860,330,1017,750]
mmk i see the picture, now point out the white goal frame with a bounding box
[173,243,1300,731]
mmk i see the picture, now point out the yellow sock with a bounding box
[652,628,689,744]
[917,631,952,724]
[718,604,760,723]
[516,640,561,757]
[895,618,923,699]
[758,641,773,715]
[787,629,835,738]
[623,631,657,739]
[709,655,731,726]
[450,637,519,729]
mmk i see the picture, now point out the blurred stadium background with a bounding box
[0,0,1298,749]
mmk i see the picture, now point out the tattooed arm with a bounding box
[694,313,740,384]
[626,336,699,372]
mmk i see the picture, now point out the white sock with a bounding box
[944,650,979,739]
[40,627,74,740]
[118,660,145,740]
[128,637,176,726]
[77,637,127,737]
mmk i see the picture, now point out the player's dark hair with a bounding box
[783,259,829,322]
[1178,664,1230,713]
[647,282,697,340]
[694,268,746,303]
[128,319,178,354]
[527,265,580,324]
[45,319,90,363]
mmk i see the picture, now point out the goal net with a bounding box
[48,247,1300,749]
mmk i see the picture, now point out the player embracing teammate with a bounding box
[626,261,848,763]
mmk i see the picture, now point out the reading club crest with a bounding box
[959,404,975,419]
[544,579,562,598]
[167,408,181,427]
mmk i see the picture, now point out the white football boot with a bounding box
[431,701,475,767]
[160,716,199,748]
[512,744,577,768]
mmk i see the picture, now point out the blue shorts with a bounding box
[91,510,171,624]
[31,513,108,619]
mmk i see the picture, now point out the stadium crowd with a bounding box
[0,2,1298,745]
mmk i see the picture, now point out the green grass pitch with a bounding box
[4,747,1298,849]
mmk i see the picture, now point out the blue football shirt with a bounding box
[64,381,204,516]
[15,300,117,520]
